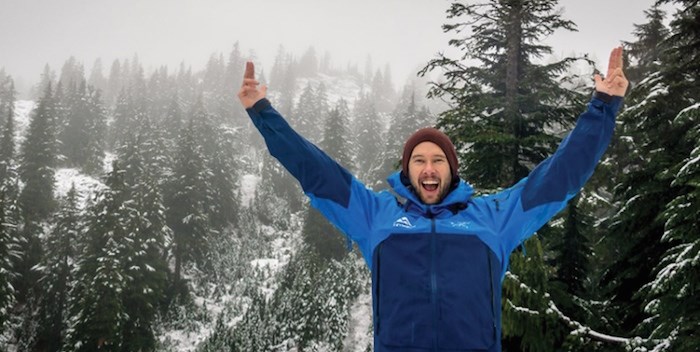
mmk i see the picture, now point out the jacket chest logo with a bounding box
[449,221,471,230]
[392,216,415,229]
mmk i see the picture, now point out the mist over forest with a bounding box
[0,1,698,351]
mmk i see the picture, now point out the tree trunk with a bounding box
[505,0,523,185]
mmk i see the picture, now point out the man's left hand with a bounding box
[595,46,629,97]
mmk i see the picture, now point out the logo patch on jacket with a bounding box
[449,221,471,230]
[393,216,415,229]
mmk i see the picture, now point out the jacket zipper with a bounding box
[375,243,382,334]
[428,211,437,351]
[486,247,497,336]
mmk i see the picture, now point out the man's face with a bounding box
[408,141,452,205]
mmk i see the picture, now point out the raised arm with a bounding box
[238,62,383,265]
[479,47,627,257]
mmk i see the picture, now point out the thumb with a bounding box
[594,74,603,86]
[261,85,268,96]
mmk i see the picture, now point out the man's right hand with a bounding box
[237,61,268,109]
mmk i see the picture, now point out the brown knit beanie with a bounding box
[401,127,459,181]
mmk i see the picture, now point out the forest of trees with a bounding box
[0,0,698,351]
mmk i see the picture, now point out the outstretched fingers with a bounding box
[237,61,267,108]
[244,61,255,80]
[607,47,623,78]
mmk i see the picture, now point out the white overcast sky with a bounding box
[1,0,668,96]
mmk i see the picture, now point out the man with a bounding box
[238,47,627,351]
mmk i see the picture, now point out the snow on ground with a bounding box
[12,100,35,148]
[343,273,373,352]
[54,167,106,205]
[13,100,107,208]
[103,151,116,173]
[240,174,261,207]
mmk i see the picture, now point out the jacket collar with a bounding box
[387,171,474,216]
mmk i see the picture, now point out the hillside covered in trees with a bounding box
[0,0,698,351]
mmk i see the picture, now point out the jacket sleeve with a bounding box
[481,94,623,255]
[246,99,381,261]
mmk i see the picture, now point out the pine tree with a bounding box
[58,56,85,89]
[502,237,566,351]
[224,42,248,126]
[59,79,91,168]
[126,55,148,103]
[31,64,56,100]
[291,82,324,141]
[67,164,129,352]
[0,173,19,345]
[298,46,319,77]
[0,72,18,338]
[633,2,699,350]
[82,86,107,176]
[105,59,123,105]
[88,58,107,94]
[162,93,184,142]
[321,99,354,171]
[558,197,591,296]
[270,47,298,117]
[202,53,229,122]
[0,76,16,181]
[421,0,583,190]
[176,63,197,109]
[35,185,81,352]
[0,72,15,127]
[19,82,58,221]
[190,100,239,230]
[546,194,592,339]
[596,3,676,343]
[15,83,58,312]
[421,1,587,350]
[165,118,211,284]
[119,169,169,352]
[624,4,670,85]
[146,66,175,126]
[110,88,143,151]
[352,91,383,181]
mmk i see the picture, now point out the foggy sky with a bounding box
[1,0,664,97]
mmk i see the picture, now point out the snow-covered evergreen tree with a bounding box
[35,185,81,352]
[0,172,19,346]
[352,91,383,181]
[15,82,58,318]
[19,82,58,221]
[67,164,130,351]
[0,75,16,181]
[635,2,699,350]
[190,99,239,230]
[421,1,590,350]
[165,117,211,284]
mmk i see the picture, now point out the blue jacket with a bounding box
[246,94,622,351]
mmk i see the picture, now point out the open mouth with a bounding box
[421,180,439,192]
